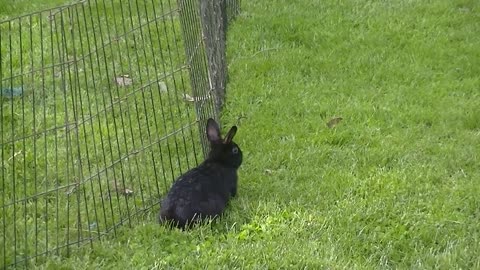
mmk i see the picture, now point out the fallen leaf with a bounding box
[183,93,211,102]
[114,75,133,87]
[158,81,168,93]
[120,188,134,196]
[327,117,343,128]
[111,179,134,197]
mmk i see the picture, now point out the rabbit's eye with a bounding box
[232,147,238,154]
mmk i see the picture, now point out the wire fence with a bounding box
[0,0,240,268]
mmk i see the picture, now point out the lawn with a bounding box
[3,0,480,269]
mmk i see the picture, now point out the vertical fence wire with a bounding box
[0,0,240,268]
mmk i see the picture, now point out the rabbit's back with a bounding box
[159,162,236,227]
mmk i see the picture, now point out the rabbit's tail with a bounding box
[159,206,189,228]
[159,205,173,222]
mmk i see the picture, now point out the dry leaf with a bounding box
[119,188,134,196]
[183,93,211,102]
[111,179,134,197]
[115,75,133,87]
[158,81,168,93]
[327,117,343,128]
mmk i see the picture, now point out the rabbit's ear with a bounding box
[206,118,221,142]
[224,126,237,144]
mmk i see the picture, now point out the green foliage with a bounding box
[2,0,480,269]
[0,0,69,20]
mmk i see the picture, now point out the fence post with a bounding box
[199,0,228,115]
[177,0,215,157]
[177,0,239,155]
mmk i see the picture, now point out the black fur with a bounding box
[159,118,242,228]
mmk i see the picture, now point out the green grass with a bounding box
[0,0,69,19]
[3,0,480,268]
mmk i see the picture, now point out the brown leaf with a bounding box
[115,75,133,87]
[327,117,343,128]
[111,179,134,197]
[120,188,134,196]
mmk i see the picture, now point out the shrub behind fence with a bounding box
[0,0,240,267]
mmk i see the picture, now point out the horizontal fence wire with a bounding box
[0,0,240,267]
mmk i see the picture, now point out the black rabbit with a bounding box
[159,118,242,228]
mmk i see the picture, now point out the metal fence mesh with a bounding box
[0,0,240,267]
